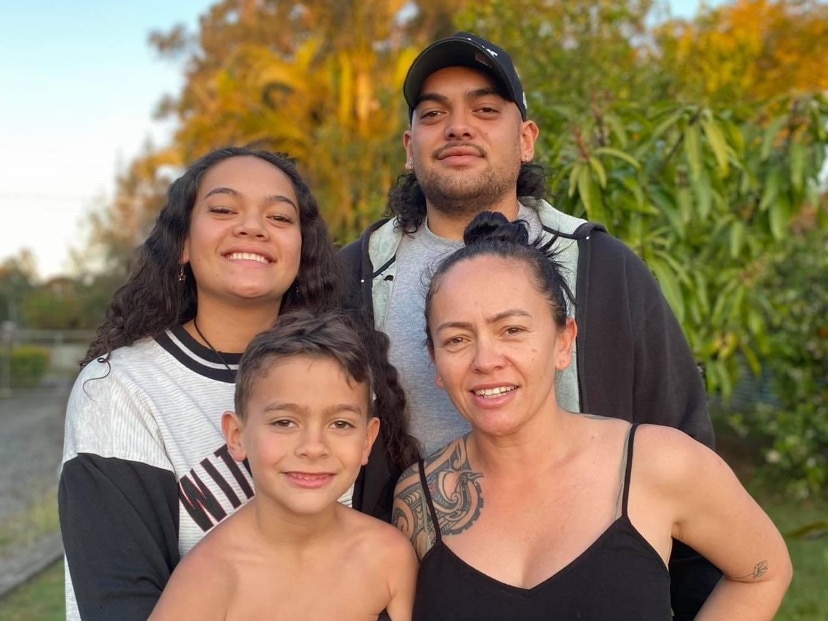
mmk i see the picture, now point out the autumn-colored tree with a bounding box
[146,0,465,241]
[66,0,827,494]
[655,0,828,104]
[84,0,827,390]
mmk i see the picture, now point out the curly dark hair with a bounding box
[83,147,342,365]
[235,309,420,476]
[424,211,573,350]
[387,161,548,233]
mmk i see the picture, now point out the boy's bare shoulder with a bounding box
[343,507,416,557]
[175,523,235,583]
[149,517,239,620]
[173,507,252,587]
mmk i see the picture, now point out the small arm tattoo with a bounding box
[732,560,769,581]
[752,561,768,578]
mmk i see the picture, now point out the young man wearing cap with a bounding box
[340,32,720,618]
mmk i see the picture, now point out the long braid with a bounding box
[349,311,422,473]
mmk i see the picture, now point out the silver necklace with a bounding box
[192,318,232,372]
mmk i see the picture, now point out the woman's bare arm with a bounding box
[639,425,792,621]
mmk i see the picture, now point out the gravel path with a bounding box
[0,378,73,597]
[0,379,71,523]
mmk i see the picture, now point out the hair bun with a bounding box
[463,211,529,246]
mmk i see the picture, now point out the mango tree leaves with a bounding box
[547,94,828,396]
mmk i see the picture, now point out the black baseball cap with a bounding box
[403,32,528,121]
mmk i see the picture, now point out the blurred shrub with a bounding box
[9,346,50,388]
[734,225,828,498]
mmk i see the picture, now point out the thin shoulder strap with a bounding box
[417,459,443,549]
[614,424,638,519]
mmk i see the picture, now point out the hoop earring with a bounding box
[178,265,186,283]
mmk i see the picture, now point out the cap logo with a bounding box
[474,51,494,68]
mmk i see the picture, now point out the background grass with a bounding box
[759,494,828,620]
[0,485,59,559]
[0,562,63,621]
[715,413,828,621]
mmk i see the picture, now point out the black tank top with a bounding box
[412,425,672,620]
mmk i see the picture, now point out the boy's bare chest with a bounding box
[225,560,390,621]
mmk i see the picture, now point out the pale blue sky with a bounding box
[0,0,708,279]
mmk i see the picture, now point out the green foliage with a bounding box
[8,346,50,388]
[18,273,119,331]
[740,228,828,498]
[145,0,459,244]
[67,0,827,457]
[74,272,125,330]
[0,253,37,325]
[456,0,663,108]
[752,401,828,499]
[20,281,83,330]
[540,93,828,396]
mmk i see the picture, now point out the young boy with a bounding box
[149,311,418,621]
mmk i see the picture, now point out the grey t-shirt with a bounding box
[385,206,564,455]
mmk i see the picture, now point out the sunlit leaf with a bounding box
[593,147,641,169]
[693,172,712,220]
[604,113,629,147]
[701,117,730,176]
[769,196,791,240]
[760,115,788,161]
[759,167,783,212]
[683,123,702,181]
[568,162,583,198]
[650,109,684,142]
[649,257,685,323]
[789,142,806,194]
[588,156,608,189]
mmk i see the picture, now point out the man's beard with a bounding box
[417,161,518,219]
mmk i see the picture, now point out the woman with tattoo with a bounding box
[392,211,792,620]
